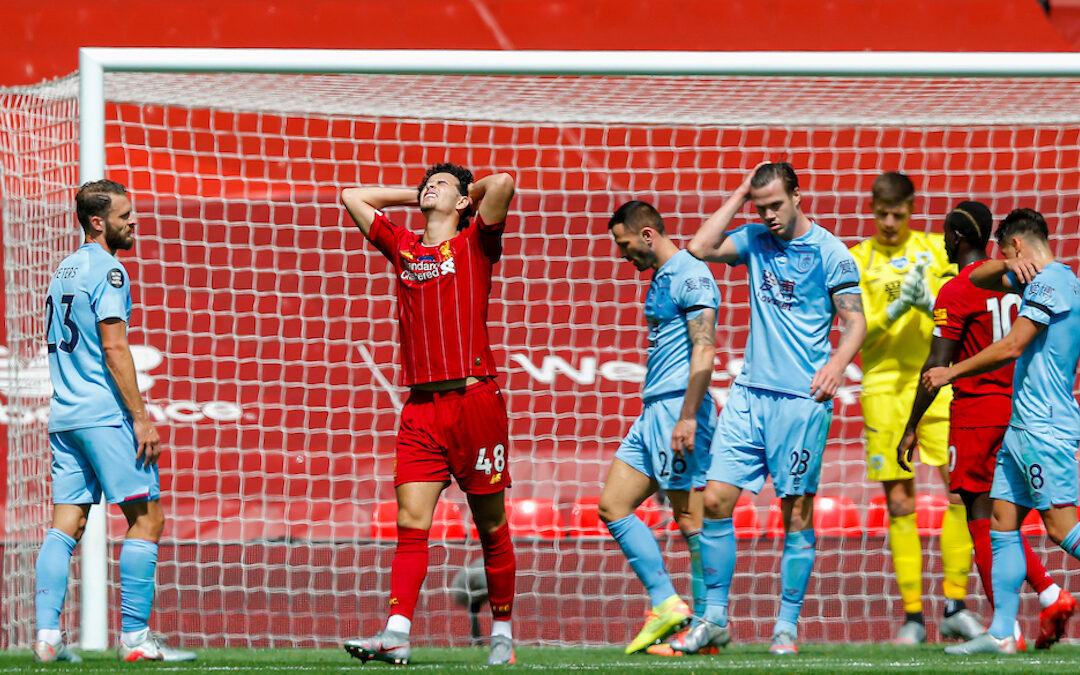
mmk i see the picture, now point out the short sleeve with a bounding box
[932,277,964,341]
[365,209,405,264]
[474,213,504,262]
[725,224,754,267]
[92,266,132,322]
[1018,274,1064,326]
[824,244,861,295]
[673,263,721,318]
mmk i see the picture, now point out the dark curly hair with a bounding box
[417,162,474,230]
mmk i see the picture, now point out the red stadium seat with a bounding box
[866,494,950,536]
[765,495,861,537]
[505,498,565,539]
[1021,509,1047,536]
[915,494,949,536]
[732,496,762,539]
[370,499,468,541]
[814,495,862,536]
[568,496,608,537]
[865,495,888,537]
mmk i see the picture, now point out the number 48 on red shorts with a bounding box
[394,378,512,495]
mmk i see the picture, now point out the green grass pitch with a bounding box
[3,644,1080,674]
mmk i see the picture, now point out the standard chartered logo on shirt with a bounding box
[0,344,243,425]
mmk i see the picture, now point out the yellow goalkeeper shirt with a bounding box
[849,231,956,399]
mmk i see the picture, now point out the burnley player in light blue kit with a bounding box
[33,180,194,664]
[922,209,1080,655]
[687,163,867,655]
[600,201,721,655]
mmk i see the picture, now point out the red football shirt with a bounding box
[932,259,1018,426]
[366,209,504,386]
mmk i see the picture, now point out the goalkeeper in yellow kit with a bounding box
[850,172,981,645]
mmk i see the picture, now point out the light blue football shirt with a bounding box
[728,221,861,398]
[642,249,722,402]
[47,242,132,432]
[1011,261,1080,437]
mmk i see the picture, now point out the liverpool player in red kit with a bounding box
[340,163,517,666]
[897,201,1075,649]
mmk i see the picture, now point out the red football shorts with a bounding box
[948,425,1006,494]
[395,378,512,494]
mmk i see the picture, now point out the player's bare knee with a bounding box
[62,521,87,542]
[1044,517,1075,546]
[121,499,165,541]
[471,507,507,536]
[785,510,813,532]
[396,509,434,531]
[702,489,735,520]
[882,485,916,518]
[782,495,814,531]
[596,497,631,524]
[51,505,90,541]
[674,511,699,536]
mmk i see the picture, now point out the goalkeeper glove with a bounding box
[885,294,912,322]
[901,261,935,315]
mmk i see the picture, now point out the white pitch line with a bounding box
[356,343,403,412]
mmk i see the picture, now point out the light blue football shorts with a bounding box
[707,383,832,498]
[50,419,160,505]
[991,425,1080,511]
[615,393,717,491]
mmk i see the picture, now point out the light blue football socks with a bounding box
[120,538,159,632]
[606,513,677,607]
[686,530,706,622]
[35,528,77,631]
[776,528,816,638]
[989,529,1025,639]
[700,517,736,627]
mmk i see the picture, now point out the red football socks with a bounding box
[479,522,516,620]
[388,526,430,620]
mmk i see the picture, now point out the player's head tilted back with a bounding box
[608,200,672,271]
[870,171,915,247]
[749,162,805,240]
[416,162,475,230]
[942,200,993,264]
[995,208,1050,259]
[75,178,135,253]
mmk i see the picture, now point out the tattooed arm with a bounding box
[810,292,867,402]
[671,307,718,457]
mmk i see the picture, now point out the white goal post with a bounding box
[3,47,1080,650]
